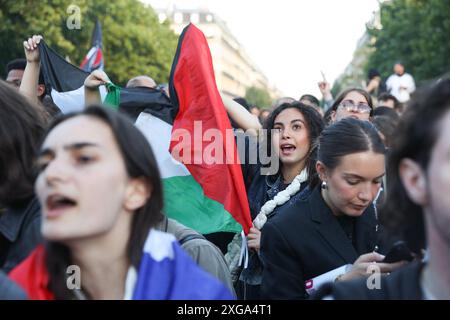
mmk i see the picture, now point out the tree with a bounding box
[366,0,450,85]
[0,0,178,85]
[245,86,272,109]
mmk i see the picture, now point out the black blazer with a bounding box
[260,186,386,300]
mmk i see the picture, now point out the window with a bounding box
[174,12,183,24]
[190,13,199,24]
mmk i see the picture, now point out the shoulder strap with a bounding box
[179,234,206,246]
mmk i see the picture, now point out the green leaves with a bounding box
[366,0,450,85]
[0,0,177,85]
[245,86,272,109]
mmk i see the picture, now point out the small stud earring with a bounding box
[321,181,328,190]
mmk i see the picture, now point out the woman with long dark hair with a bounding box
[228,101,324,299]
[9,106,233,300]
[0,80,45,273]
[260,118,405,299]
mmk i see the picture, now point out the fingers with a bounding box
[92,70,110,83]
[356,252,385,263]
[33,35,43,44]
[375,261,408,273]
[249,227,260,234]
[247,240,260,250]
[27,38,35,50]
[24,35,43,50]
[247,228,261,240]
[247,233,259,240]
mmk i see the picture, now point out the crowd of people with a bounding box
[1,33,449,301]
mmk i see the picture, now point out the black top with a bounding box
[336,215,356,248]
[0,197,42,273]
[260,186,388,300]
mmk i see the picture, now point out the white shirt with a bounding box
[386,73,416,103]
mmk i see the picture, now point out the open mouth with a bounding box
[46,194,77,217]
[280,144,296,155]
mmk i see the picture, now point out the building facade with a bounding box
[151,4,280,101]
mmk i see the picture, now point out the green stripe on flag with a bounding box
[103,82,120,109]
[163,175,242,234]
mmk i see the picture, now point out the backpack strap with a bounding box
[179,234,206,246]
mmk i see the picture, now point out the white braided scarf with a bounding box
[253,168,308,230]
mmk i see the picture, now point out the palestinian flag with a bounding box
[163,23,251,235]
[38,25,252,235]
[80,19,104,72]
[38,41,171,117]
[38,40,106,113]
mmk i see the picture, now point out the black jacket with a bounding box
[312,261,424,300]
[0,197,42,273]
[260,186,387,300]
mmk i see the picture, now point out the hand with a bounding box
[84,70,110,90]
[339,252,407,282]
[318,81,332,98]
[247,227,261,251]
[23,35,43,63]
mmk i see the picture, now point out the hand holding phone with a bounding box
[382,241,414,263]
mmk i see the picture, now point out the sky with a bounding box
[143,0,380,98]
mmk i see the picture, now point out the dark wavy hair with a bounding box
[42,106,164,299]
[0,80,46,206]
[262,101,324,181]
[330,88,374,117]
[380,74,450,254]
[313,117,386,189]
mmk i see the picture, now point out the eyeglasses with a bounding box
[338,100,372,114]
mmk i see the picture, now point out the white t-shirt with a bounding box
[386,73,416,103]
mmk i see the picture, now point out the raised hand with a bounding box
[23,35,43,63]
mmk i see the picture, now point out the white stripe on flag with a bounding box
[51,85,107,114]
[135,112,190,179]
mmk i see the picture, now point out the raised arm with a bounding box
[20,35,43,104]
[84,70,109,106]
[221,94,262,134]
[318,81,334,111]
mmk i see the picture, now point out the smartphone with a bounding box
[382,241,414,263]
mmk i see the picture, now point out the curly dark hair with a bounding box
[380,73,450,254]
[262,101,324,182]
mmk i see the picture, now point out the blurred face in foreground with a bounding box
[35,116,147,243]
[400,110,450,245]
